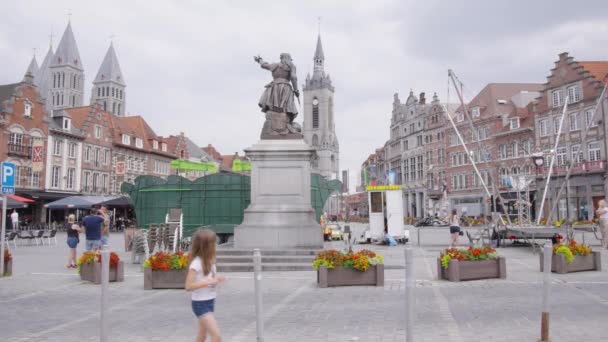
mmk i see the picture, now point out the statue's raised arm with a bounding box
[255,52,302,139]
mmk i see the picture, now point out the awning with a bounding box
[8,194,35,203]
[44,195,133,209]
[0,196,29,209]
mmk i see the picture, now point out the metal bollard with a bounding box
[253,249,264,342]
[540,241,552,342]
[100,246,110,342]
[404,244,414,342]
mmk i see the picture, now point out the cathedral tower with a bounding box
[48,22,84,113]
[303,34,339,179]
[90,42,126,116]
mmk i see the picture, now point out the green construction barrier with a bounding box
[121,172,341,237]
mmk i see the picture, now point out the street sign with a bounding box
[1,162,15,194]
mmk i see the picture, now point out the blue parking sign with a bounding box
[1,162,15,194]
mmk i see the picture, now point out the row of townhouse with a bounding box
[361,52,608,221]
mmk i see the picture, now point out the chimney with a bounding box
[419,92,426,105]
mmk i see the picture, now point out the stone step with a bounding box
[217,263,313,272]
[216,255,314,264]
[216,249,321,256]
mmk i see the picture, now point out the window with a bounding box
[417,135,422,147]
[567,85,581,103]
[83,172,90,191]
[499,144,507,160]
[510,118,520,130]
[98,87,101,97]
[312,98,319,128]
[51,166,61,188]
[456,112,464,122]
[403,159,409,182]
[404,139,408,150]
[66,168,75,190]
[471,107,480,118]
[63,118,70,130]
[586,109,598,128]
[569,112,579,131]
[53,139,63,156]
[571,144,583,164]
[417,155,423,180]
[588,142,601,162]
[135,138,143,149]
[102,174,108,192]
[552,89,562,108]
[95,125,102,138]
[449,133,459,146]
[556,147,567,166]
[553,117,561,135]
[9,132,23,146]
[24,102,32,117]
[105,150,110,164]
[95,148,101,166]
[122,134,131,145]
[539,119,549,137]
[153,140,159,149]
[85,146,91,161]
[161,143,167,152]
[92,173,99,192]
[68,143,76,158]
[519,140,531,157]
[410,158,416,181]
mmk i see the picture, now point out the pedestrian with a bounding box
[99,206,110,246]
[185,229,225,342]
[596,200,608,249]
[65,214,83,268]
[82,208,105,251]
[446,208,461,248]
[11,209,19,230]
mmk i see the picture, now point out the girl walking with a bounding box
[185,229,225,342]
[446,209,461,248]
[66,214,83,268]
[596,200,608,249]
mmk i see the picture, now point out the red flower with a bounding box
[509,235,516,241]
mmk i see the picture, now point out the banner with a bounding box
[115,161,126,175]
[31,139,44,172]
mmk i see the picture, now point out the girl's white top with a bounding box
[451,215,460,227]
[600,207,608,219]
[189,256,217,301]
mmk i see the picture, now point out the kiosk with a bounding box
[366,185,405,242]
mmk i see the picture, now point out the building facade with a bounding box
[533,53,608,221]
[302,34,339,180]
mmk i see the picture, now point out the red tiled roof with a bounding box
[202,144,222,162]
[579,61,608,85]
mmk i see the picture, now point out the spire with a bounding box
[94,42,125,86]
[52,21,83,70]
[25,55,39,77]
[35,44,53,90]
[314,34,324,61]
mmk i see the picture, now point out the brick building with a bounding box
[533,53,608,221]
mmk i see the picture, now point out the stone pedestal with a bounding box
[234,139,323,249]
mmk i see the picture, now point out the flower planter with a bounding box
[144,267,187,290]
[317,264,384,288]
[540,252,602,274]
[3,259,11,276]
[80,261,124,284]
[437,257,506,282]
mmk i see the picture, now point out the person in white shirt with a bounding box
[10,210,19,230]
[185,229,226,342]
[596,200,608,249]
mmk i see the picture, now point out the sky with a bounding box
[1,0,607,192]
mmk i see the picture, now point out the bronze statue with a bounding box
[254,53,302,138]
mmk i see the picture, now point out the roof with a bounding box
[35,45,54,101]
[25,55,39,76]
[314,34,324,60]
[110,115,174,156]
[221,155,236,171]
[202,144,222,162]
[0,83,18,106]
[65,105,114,136]
[51,22,83,70]
[579,61,608,85]
[94,43,125,86]
[461,83,543,117]
[185,136,204,160]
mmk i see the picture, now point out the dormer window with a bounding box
[135,138,143,149]
[456,113,464,122]
[567,85,581,104]
[122,134,131,145]
[471,107,480,118]
[497,99,508,105]
[510,118,520,130]
[161,143,167,152]
[95,125,102,138]
[24,102,32,117]
[63,118,71,130]
[153,140,159,149]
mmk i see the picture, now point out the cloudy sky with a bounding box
[1,0,607,191]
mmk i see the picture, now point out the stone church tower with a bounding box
[47,22,84,113]
[90,43,126,116]
[303,34,339,179]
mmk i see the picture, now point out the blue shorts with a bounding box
[450,226,461,234]
[192,299,215,318]
[86,239,102,251]
[67,237,79,248]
